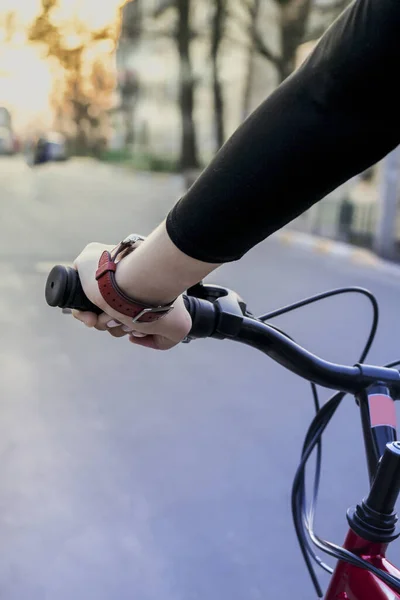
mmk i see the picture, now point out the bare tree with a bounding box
[117,0,142,149]
[144,0,199,169]
[242,0,261,118]
[210,0,227,151]
[175,0,199,169]
[229,0,351,84]
[305,0,351,42]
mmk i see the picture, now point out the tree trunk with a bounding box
[278,0,313,82]
[242,0,262,119]
[176,0,199,170]
[124,108,135,149]
[211,0,226,151]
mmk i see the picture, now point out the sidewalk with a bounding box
[274,228,400,278]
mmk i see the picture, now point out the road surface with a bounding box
[1,156,400,599]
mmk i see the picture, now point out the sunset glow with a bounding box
[0,0,126,134]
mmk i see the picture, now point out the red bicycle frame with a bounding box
[325,530,400,600]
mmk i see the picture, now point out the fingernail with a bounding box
[131,331,148,338]
[107,320,121,328]
[122,325,132,332]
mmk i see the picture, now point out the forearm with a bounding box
[115,220,221,305]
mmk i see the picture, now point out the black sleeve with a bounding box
[166,0,400,263]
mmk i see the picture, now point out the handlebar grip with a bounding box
[45,265,102,314]
[183,295,217,339]
[45,265,218,339]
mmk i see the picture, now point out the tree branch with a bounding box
[223,31,280,71]
[223,32,254,53]
[153,0,176,18]
[226,6,281,68]
[314,0,350,14]
[240,0,259,19]
[253,29,281,67]
[226,6,252,32]
[142,26,176,39]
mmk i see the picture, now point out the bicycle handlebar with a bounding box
[45,265,400,395]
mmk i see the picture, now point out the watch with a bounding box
[95,234,175,323]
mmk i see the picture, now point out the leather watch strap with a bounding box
[95,243,174,323]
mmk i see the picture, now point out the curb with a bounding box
[274,230,400,277]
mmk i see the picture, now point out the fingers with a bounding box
[107,326,129,339]
[105,319,148,339]
[128,333,169,350]
[72,309,149,339]
[96,313,148,337]
[71,293,191,350]
[73,242,116,270]
[121,296,191,342]
[71,309,98,328]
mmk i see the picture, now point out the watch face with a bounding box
[123,234,145,244]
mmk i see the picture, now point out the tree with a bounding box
[305,0,351,42]
[116,0,142,149]
[122,0,199,169]
[175,0,199,169]
[241,0,261,119]
[118,69,140,148]
[28,0,117,154]
[210,0,227,151]
[229,0,352,86]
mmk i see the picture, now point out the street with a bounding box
[2,156,400,600]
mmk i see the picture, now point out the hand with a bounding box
[72,242,192,350]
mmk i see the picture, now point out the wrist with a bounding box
[114,255,177,306]
[93,242,175,325]
[114,221,220,305]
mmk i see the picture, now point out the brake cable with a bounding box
[257,286,391,596]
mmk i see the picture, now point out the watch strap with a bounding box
[95,243,174,323]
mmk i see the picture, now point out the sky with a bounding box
[0,0,125,134]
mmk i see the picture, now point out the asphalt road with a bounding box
[2,156,400,599]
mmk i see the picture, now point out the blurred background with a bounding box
[2,2,400,599]
[2,0,399,258]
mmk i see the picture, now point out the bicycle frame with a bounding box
[325,529,400,599]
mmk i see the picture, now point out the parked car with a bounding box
[32,132,68,165]
[0,127,14,155]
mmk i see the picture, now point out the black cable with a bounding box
[293,345,400,590]
[309,531,400,592]
[258,287,400,593]
[257,286,379,363]
[293,392,400,594]
[291,393,343,596]
[258,286,379,596]
[296,384,333,580]
[305,356,400,581]
[301,356,400,591]
[307,385,322,529]
[384,360,400,369]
